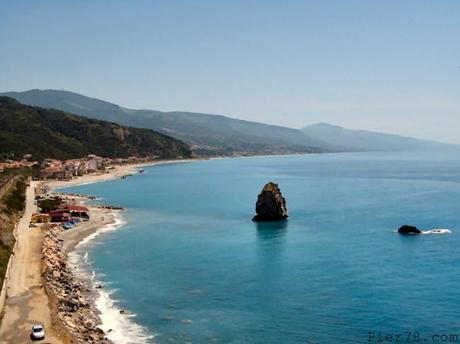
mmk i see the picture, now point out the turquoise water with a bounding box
[63,152,460,344]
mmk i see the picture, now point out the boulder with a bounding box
[252,182,288,222]
[398,225,422,235]
[42,228,111,343]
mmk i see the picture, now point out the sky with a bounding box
[1,1,459,143]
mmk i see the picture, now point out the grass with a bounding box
[0,244,11,289]
[3,178,27,214]
[0,172,28,294]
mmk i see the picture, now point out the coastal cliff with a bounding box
[42,227,111,343]
[252,182,288,221]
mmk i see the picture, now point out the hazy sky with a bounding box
[1,1,459,143]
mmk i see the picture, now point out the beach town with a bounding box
[0,155,176,343]
[0,154,154,179]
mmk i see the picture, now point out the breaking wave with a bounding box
[421,228,452,235]
[68,214,155,344]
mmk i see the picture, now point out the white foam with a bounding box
[68,213,155,344]
[76,215,126,248]
[394,228,453,235]
[95,284,155,344]
[421,228,452,235]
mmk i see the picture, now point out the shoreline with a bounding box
[38,154,309,342]
[0,181,72,343]
[67,213,155,344]
[46,158,196,191]
[0,153,315,342]
[42,159,192,343]
[0,153,307,342]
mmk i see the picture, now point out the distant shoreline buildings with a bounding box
[0,153,158,180]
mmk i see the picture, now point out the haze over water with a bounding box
[63,152,460,343]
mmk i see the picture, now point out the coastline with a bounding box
[46,158,196,190]
[42,159,191,343]
[53,154,304,343]
[0,154,300,342]
[0,181,72,343]
[48,158,196,264]
[0,154,310,342]
[66,212,155,344]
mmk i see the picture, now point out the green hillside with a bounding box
[1,89,329,155]
[0,97,191,160]
[3,89,452,155]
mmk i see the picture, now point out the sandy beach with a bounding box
[0,159,193,343]
[60,207,118,254]
[45,159,194,190]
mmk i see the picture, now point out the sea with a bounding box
[60,151,460,344]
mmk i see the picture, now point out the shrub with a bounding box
[3,179,27,213]
[38,198,62,213]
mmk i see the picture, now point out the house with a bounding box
[87,159,98,172]
[49,209,71,222]
[49,205,90,222]
[77,163,89,176]
[40,167,72,180]
[62,205,90,219]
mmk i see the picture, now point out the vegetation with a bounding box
[0,171,29,291]
[37,198,62,213]
[3,178,27,214]
[1,89,329,156]
[2,89,451,155]
[0,243,10,288]
[0,96,192,160]
[0,165,40,180]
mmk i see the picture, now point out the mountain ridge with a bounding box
[1,89,453,154]
[0,89,329,155]
[301,122,449,152]
[0,96,191,160]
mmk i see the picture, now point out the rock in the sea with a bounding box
[398,225,422,235]
[252,182,288,222]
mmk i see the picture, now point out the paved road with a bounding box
[0,181,69,343]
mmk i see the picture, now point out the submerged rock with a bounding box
[398,225,422,235]
[252,182,288,222]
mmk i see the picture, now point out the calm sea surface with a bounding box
[62,152,460,344]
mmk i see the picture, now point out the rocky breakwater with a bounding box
[42,228,111,343]
[252,182,288,221]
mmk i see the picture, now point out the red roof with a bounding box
[49,210,70,216]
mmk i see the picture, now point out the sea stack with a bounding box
[397,225,422,235]
[252,182,288,222]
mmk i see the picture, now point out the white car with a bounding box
[31,324,45,340]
